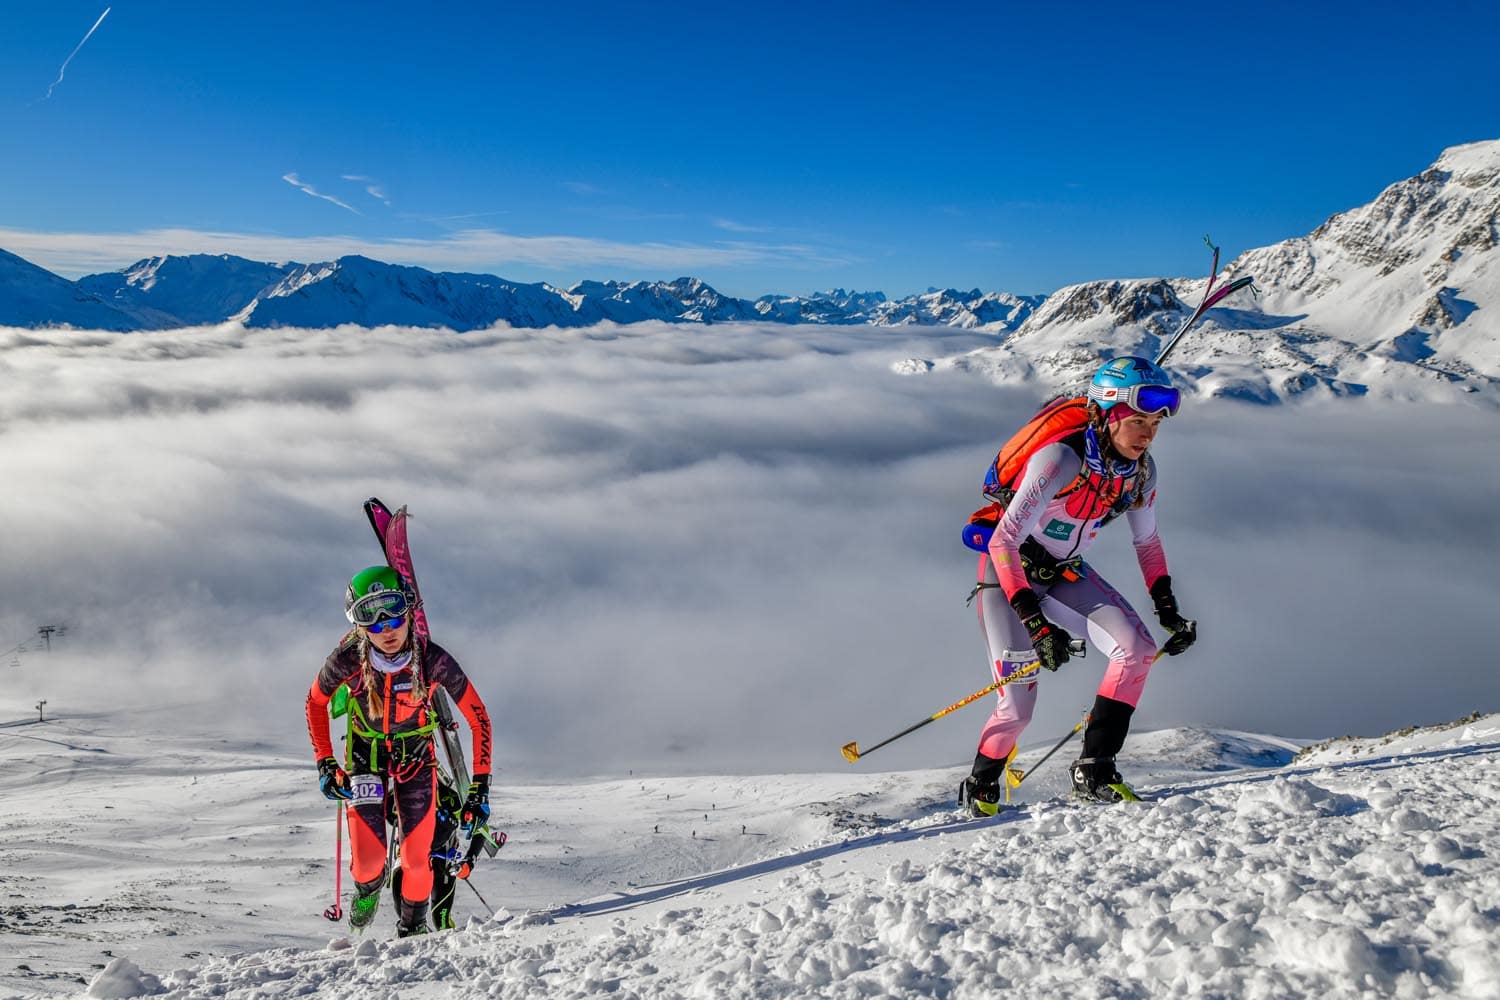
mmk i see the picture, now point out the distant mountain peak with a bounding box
[923,139,1500,405]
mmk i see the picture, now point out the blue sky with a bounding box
[4,1,1498,298]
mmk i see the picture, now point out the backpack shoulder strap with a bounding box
[983,396,1091,500]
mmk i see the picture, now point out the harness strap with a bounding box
[348,720,441,741]
[348,696,440,771]
[1019,537,1084,584]
[966,581,1003,607]
[966,542,1085,606]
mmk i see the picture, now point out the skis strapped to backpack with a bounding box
[363,499,503,880]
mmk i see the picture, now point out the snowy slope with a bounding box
[921,140,1500,404]
[4,710,1494,999]
[0,249,138,332]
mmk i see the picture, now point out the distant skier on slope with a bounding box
[305,566,494,936]
[960,357,1198,811]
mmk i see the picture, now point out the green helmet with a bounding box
[344,565,415,627]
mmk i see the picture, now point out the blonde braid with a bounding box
[356,630,384,720]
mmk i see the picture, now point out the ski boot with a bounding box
[1070,756,1128,803]
[348,874,384,932]
[396,898,431,938]
[959,750,1009,817]
[959,774,1003,817]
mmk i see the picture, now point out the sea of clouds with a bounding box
[1,321,1494,778]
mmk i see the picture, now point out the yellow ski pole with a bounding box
[1005,716,1086,794]
[841,640,1083,763]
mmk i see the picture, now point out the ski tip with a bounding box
[840,742,861,763]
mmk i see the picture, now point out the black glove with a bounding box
[1150,576,1197,656]
[317,757,352,801]
[461,774,491,830]
[1010,588,1073,671]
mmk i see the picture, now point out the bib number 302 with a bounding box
[349,774,385,806]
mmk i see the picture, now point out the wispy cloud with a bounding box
[400,209,511,226]
[43,6,111,101]
[712,218,772,234]
[0,226,854,279]
[342,174,391,205]
[562,181,606,196]
[281,173,361,215]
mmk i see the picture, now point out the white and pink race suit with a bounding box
[974,426,1168,763]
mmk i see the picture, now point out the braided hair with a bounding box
[352,624,426,721]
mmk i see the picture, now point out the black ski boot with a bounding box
[1070,756,1126,802]
[349,873,385,932]
[396,897,430,938]
[1070,695,1139,801]
[958,751,1007,817]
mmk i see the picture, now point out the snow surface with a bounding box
[2,710,1495,999]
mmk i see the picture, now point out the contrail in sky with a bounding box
[45,7,112,100]
[282,173,361,215]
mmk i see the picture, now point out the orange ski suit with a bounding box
[305,632,492,905]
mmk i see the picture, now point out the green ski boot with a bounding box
[349,875,384,932]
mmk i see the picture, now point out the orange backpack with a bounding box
[983,396,1091,501]
[963,396,1091,551]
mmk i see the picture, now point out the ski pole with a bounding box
[1006,715,1087,790]
[463,877,495,915]
[323,803,345,921]
[841,640,1085,763]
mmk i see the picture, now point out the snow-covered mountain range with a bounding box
[917,140,1499,404]
[1,250,1041,335]
[3,140,1495,403]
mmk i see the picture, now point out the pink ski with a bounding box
[363,497,430,642]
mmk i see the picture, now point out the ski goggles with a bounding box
[1100,382,1181,417]
[347,589,410,627]
[365,614,407,634]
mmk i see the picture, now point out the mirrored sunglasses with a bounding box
[366,615,406,634]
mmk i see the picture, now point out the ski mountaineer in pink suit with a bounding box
[962,357,1198,811]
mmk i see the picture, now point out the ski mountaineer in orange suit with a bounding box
[305,566,494,936]
[961,357,1198,812]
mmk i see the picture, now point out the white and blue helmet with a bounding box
[1087,357,1181,417]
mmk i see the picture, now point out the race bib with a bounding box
[350,774,385,806]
